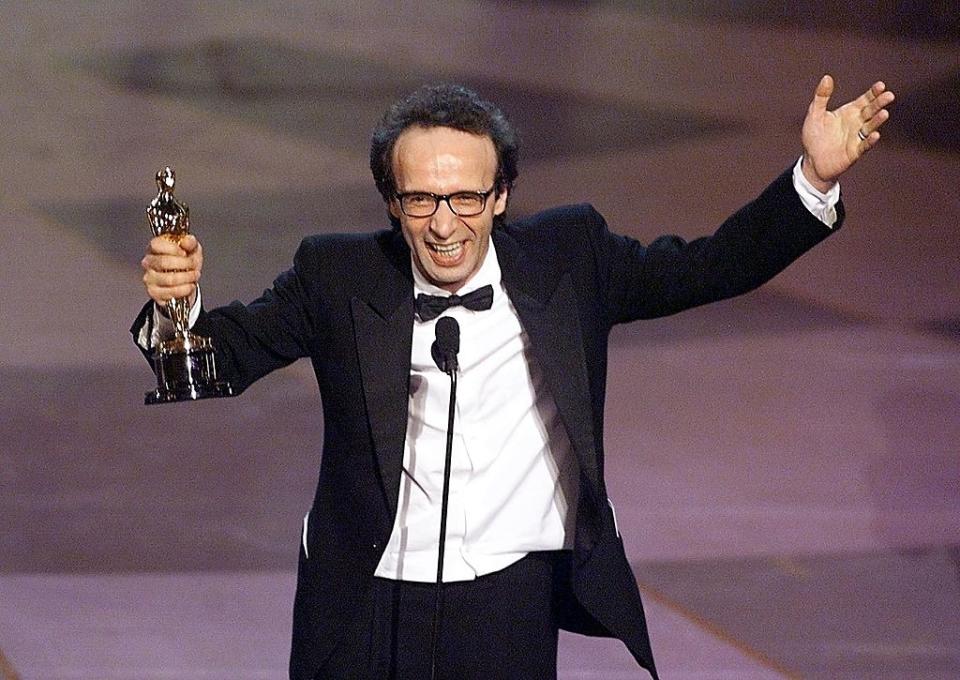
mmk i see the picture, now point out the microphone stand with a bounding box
[430,345,458,680]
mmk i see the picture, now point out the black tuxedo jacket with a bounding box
[133,167,840,679]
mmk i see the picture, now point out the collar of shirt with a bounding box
[410,240,502,303]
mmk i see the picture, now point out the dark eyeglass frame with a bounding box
[394,186,497,218]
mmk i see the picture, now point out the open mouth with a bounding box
[427,241,465,264]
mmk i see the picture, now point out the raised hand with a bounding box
[801,75,895,192]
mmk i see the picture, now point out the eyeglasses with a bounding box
[394,187,496,218]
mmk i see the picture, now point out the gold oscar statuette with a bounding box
[144,167,233,404]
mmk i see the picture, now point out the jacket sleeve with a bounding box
[183,237,326,394]
[590,166,843,327]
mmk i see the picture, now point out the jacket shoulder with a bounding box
[292,229,398,273]
[295,230,388,258]
[505,203,604,232]
[501,203,607,254]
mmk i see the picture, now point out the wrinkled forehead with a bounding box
[392,125,497,186]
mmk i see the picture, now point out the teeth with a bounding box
[429,242,462,255]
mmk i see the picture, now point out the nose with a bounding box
[428,200,458,240]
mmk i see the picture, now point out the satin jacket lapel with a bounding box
[493,230,601,496]
[351,230,413,520]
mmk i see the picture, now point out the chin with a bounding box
[432,271,465,288]
[420,260,474,290]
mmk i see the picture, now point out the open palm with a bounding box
[801,75,894,192]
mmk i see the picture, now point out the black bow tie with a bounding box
[415,284,494,321]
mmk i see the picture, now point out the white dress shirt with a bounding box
[374,242,580,582]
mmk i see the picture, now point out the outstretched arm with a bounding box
[801,75,895,193]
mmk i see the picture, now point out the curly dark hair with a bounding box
[369,84,520,225]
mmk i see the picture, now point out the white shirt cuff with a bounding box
[792,156,840,228]
[137,285,203,350]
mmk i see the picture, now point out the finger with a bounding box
[179,234,199,254]
[860,107,891,137]
[809,74,834,114]
[147,282,197,303]
[858,130,881,153]
[175,237,203,272]
[852,80,887,111]
[144,272,196,295]
[191,240,203,268]
[143,268,200,288]
[142,253,197,273]
[148,235,186,256]
[860,89,895,120]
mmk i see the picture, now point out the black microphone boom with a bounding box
[429,314,460,679]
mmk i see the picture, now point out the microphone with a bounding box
[428,314,460,679]
[431,316,460,374]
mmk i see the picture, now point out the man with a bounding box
[135,76,894,679]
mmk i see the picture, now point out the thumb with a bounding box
[180,234,199,253]
[810,74,834,114]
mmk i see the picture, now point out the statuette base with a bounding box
[145,333,234,405]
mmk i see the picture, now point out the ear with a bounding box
[492,188,509,216]
[388,198,401,220]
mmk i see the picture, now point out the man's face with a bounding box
[390,125,508,293]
